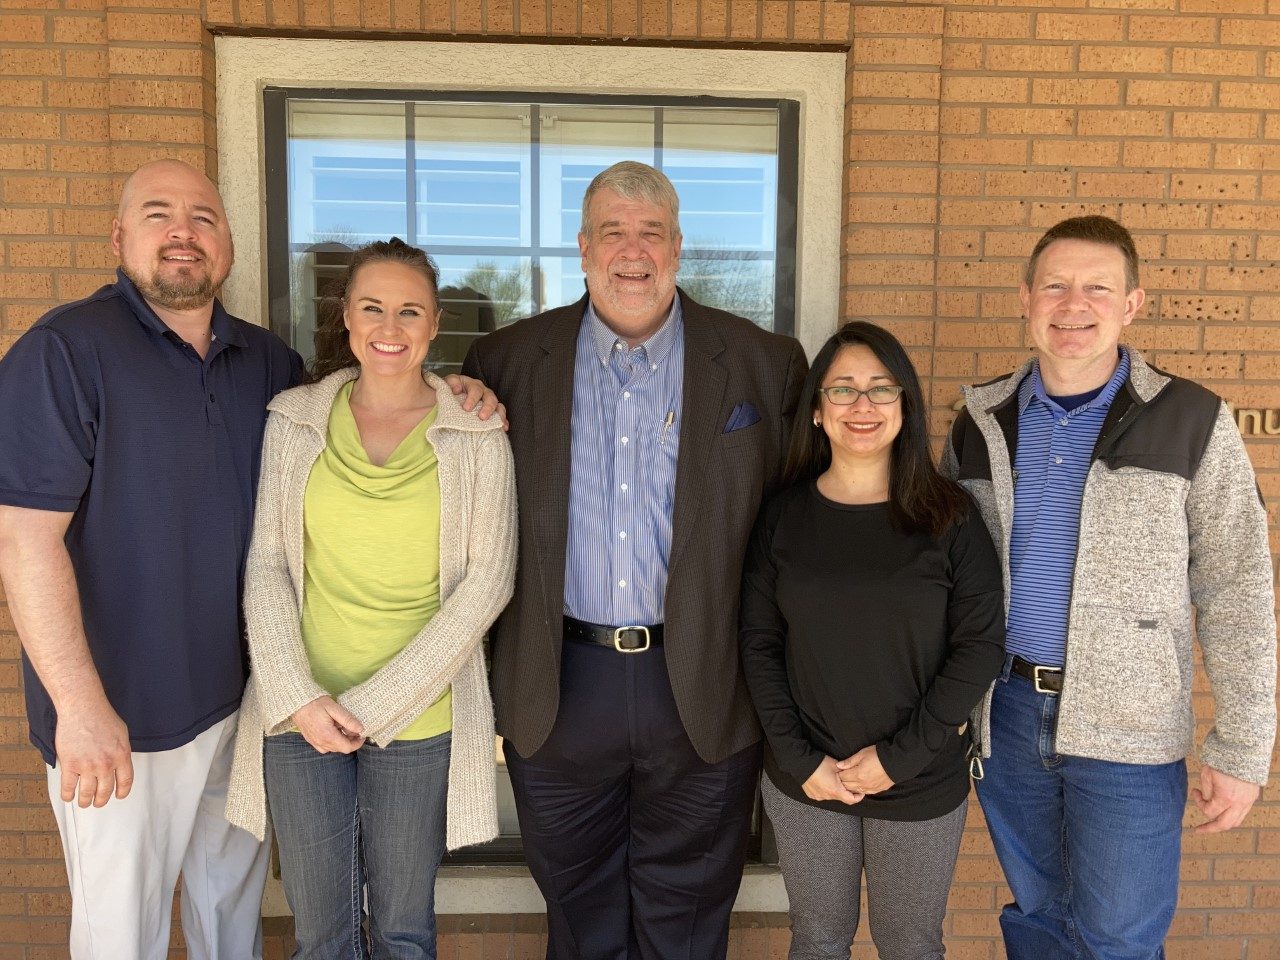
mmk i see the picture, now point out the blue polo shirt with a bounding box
[0,270,303,764]
[1005,349,1131,666]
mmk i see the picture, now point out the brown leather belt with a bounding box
[563,616,664,653]
[1011,655,1064,695]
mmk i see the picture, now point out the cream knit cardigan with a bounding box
[224,367,516,850]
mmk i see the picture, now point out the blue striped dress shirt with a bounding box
[563,298,684,626]
[1005,349,1131,666]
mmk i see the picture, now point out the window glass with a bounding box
[275,94,792,375]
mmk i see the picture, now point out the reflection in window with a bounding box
[271,93,797,373]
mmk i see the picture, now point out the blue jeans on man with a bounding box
[265,731,452,959]
[977,658,1187,960]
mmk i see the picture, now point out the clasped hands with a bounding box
[801,746,895,805]
[293,696,365,754]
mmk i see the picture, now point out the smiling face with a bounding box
[578,187,682,344]
[1022,238,1145,391]
[111,161,234,313]
[815,344,903,468]
[343,260,440,383]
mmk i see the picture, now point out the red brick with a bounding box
[49,14,103,45]
[1037,13,1122,41]
[986,108,1074,135]
[847,196,937,225]
[62,49,105,78]
[1077,172,1167,198]
[0,12,46,40]
[943,76,1027,104]
[106,47,203,76]
[941,137,1028,166]
[847,227,935,257]
[1028,201,1121,227]
[851,134,938,163]
[851,37,942,68]
[985,170,1072,196]
[0,50,61,83]
[984,43,1073,73]
[0,111,59,140]
[1032,139,1119,167]
[46,79,107,109]
[109,78,202,110]
[0,79,42,107]
[849,104,939,133]
[1221,17,1280,47]
[1220,81,1280,110]
[851,167,938,195]
[1171,173,1259,200]
[1126,141,1212,169]
[105,12,203,42]
[853,5,942,36]
[939,170,980,196]
[1173,46,1260,76]
[1127,79,1214,107]
[945,11,1032,40]
[1032,78,1121,105]
[0,144,46,169]
[1078,109,1166,137]
[1077,45,1167,74]
[1129,14,1217,42]
[1173,111,1260,140]
[853,71,941,102]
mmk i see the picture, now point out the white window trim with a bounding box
[216,35,845,917]
[215,36,844,356]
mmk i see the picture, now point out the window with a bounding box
[264,90,800,371]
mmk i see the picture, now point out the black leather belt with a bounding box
[564,616,664,653]
[1011,655,1063,695]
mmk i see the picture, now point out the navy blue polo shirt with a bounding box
[0,270,303,765]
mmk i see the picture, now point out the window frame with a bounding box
[261,86,801,353]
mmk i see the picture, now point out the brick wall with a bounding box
[2,1,1278,957]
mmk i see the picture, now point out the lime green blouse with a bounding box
[300,381,450,741]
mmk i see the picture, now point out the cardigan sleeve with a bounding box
[242,412,328,733]
[338,428,517,744]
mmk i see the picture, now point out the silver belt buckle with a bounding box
[1033,665,1062,695]
[613,625,650,653]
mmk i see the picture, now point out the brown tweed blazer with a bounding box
[463,289,808,765]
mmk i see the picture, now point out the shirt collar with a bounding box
[1020,347,1131,416]
[114,267,244,349]
[584,295,682,369]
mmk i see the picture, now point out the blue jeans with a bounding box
[264,731,451,960]
[977,659,1186,960]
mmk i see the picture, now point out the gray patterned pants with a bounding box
[762,774,967,960]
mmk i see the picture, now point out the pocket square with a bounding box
[724,401,762,433]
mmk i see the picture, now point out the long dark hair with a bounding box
[309,237,441,382]
[782,320,968,537]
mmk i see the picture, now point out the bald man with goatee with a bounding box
[0,160,297,958]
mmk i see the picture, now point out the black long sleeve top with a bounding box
[740,481,1005,821]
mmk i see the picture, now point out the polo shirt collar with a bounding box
[114,267,244,349]
[584,295,682,368]
[1019,347,1131,416]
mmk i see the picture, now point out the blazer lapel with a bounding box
[531,298,584,613]
[669,293,728,571]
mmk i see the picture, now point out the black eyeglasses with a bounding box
[817,384,904,405]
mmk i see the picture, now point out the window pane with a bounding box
[678,255,775,329]
[287,100,408,247]
[539,104,656,248]
[414,103,531,247]
[432,254,534,373]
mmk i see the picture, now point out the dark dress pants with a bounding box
[504,638,761,960]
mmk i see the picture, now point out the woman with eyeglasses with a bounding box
[740,321,1005,959]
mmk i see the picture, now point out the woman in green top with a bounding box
[225,238,516,959]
